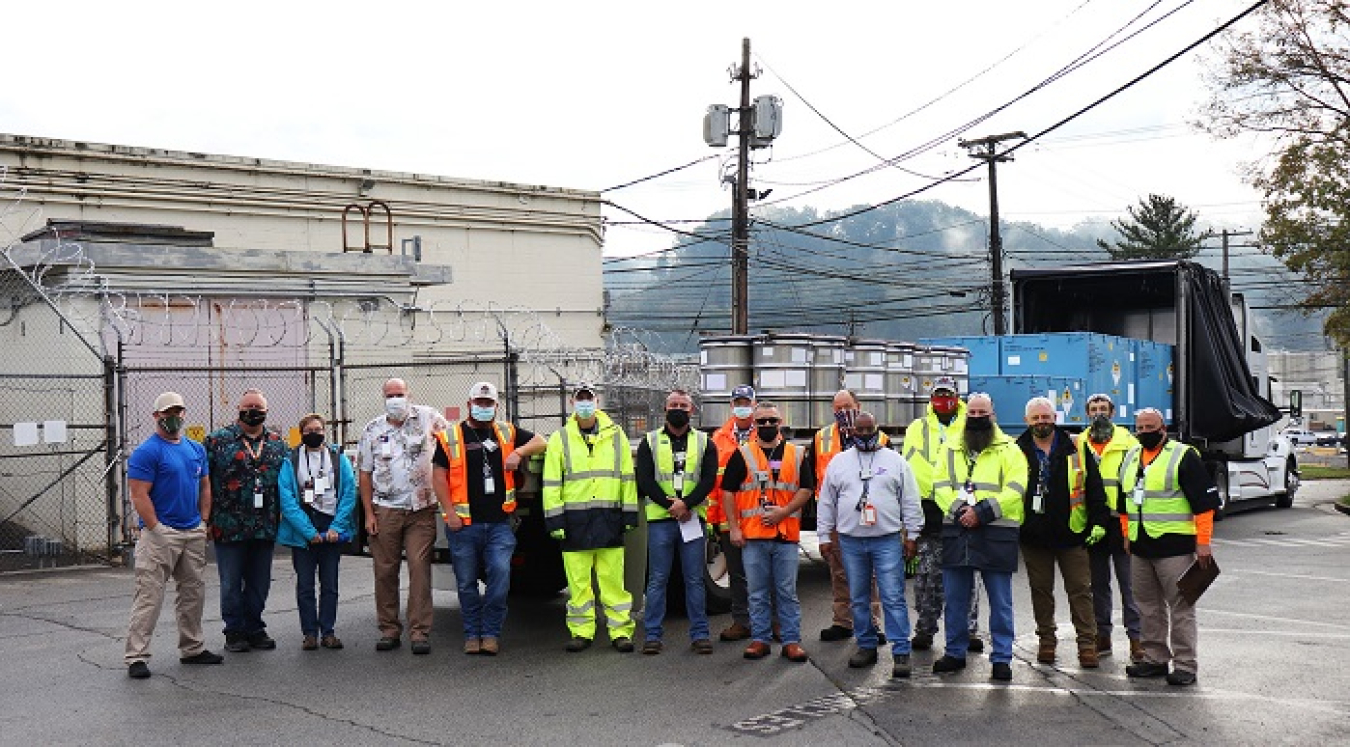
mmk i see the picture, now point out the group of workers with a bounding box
[123,375,1218,689]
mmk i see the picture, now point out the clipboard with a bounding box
[1176,557,1220,605]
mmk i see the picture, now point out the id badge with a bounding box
[253,490,264,509]
[862,503,877,526]
[1032,489,1044,514]
[313,475,329,493]
[484,474,496,495]
[380,439,392,458]
[303,488,315,505]
[483,440,498,453]
[1133,484,1145,506]
[962,481,977,506]
[672,472,685,497]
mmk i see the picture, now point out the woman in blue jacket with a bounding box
[279,414,357,650]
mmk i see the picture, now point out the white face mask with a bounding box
[574,401,597,419]
[385,396,409,420]
[732,406,753,420]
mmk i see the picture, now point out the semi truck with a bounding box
[1009,260,1297,514]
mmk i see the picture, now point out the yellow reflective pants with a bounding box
[562,547,635,640]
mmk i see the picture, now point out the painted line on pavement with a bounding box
[1203,627,1350,639]
[1203,608,1350,630]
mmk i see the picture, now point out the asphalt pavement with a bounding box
[2,482,1348,746]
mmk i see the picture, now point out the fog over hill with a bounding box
[604,200,1329,355]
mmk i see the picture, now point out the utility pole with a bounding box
[959,131,1026,335]
[732,38,752,336]
[1220,228,1253,281]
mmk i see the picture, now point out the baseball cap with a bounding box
[153,391,186,412]
[468,381,499,402]
[573,382,597,397]
[731,384,756,401]
[1086,392,1114,408]
[930,376,958,396]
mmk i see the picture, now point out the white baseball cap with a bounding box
[468,381,499,402]
[153,391,186,412]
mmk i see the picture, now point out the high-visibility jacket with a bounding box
[436,421,518,526]
[1117,439,1198,541]
[933,426,1027,573]
[709,417,752,530]
[1074,426,1137,521]
[813,423,889,497]
[903,402,967,500]
[729,440,805,542]
[643,428,709,522]
[542,410,638,550]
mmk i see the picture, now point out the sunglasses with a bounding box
[754,418,781,426]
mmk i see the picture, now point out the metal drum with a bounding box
[886,342,918,429]
[753,333,813,431]
[698,335,757,427]
[844,339,888,426]
[932,345,972,396]
[808,335,847,430]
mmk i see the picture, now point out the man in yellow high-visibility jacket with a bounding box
[1118,407,1220,687]
[542,383,639,653]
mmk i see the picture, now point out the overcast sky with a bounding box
[2,1,1272,258]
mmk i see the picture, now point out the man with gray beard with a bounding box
[1075,394,1143,662]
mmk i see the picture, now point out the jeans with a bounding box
[447,521,517,640]
[643,518,709,642]
[742,540,801,645]
[215,538,275,637]
[838,533,911,653]
[942,568,1014,663]
[291,511,342,637]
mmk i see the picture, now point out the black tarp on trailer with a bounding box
[1010,260,1280,443]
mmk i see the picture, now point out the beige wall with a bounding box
[0,134,605,350]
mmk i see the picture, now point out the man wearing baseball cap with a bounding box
[709,384,759,641]
[433,381,546,655]
[125,392,223,679]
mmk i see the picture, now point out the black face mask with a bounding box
[239,409,267,427]
[302,432,325,448]
[965,415,993,432]
[1031,423,1055,439]
[665,409,690,429]
[756,425,780,443]
[1137,430,1165,449]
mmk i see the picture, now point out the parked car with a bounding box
[1316,431,1342,446]
[1281,428,1318,446]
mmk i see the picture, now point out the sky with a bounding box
[1,0,1275,260]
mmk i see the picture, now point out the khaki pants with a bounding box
[1022,543,1096,650]
[823,530,880,629]
[1131,553,1199,674]
[125,523,209,664]
[370,505,437,641]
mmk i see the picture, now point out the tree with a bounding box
[1095,194,1211,260]
[1199,0,1350,344]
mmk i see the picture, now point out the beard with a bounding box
[1088,418,1114,443]
[964,426,994,453]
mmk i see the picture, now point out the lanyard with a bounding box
[242,434,266,463]
[304,448,328,483]
[758,442,786,502]
[963,450,980,492]
[856,451,875,511]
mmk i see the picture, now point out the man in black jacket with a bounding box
[1016,397,1110,668]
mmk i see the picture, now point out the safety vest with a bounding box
[436,421,518,526]
[903,403,967,501]
[814,423,889,496]
[1074,426,1137,520]
[933,429,1026,529]
[644,428,709,522]
[1065,449,1088,533]
[1117,439,1197,541]
[709,418,752,530]
[541,410,637,534]
[731,440,805,542]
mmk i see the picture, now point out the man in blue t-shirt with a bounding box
[124,392,223,679]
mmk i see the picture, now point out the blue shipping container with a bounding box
[1133,339,1175,425]
[969,375,1088,435]
[998,333,1135,425]
[920,336,1000,377]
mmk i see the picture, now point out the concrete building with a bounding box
[1268,348,1345,432]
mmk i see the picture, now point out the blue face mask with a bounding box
[574,401,597,419]
[733,406,753,420]
[470,405,496,422]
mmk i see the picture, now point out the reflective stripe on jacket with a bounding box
[643,428,709,522]
[902,403,967,501]
[933,426,1027,573]
[1074,426,1137,519]
[1118,439,1197,541]
[436,421,518,526]
[542,410,638,550]
[814,423,888,496]
[709,418,749,529]
[731,440,805,542]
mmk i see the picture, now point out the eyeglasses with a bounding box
[754,418,781,426]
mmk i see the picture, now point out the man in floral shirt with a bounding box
[205,388,288,653]
[358,378,448,654]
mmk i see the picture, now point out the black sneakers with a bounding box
[991,662,1012,681]
[847,648,878,668]
[968,637,985,653]
[820,624,853,642]
[1126,661,1169,678]
[180,650,224,665]
[127,661,150,679]
[375,637,401,651]
[911,633,933,651]
[247,631,276,650]
[932,655,967,674]
[224,634,250,653]
[1166,670,1197,686]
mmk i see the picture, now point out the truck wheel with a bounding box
[1212,467,1229,521]
[1275,458,1298,509]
